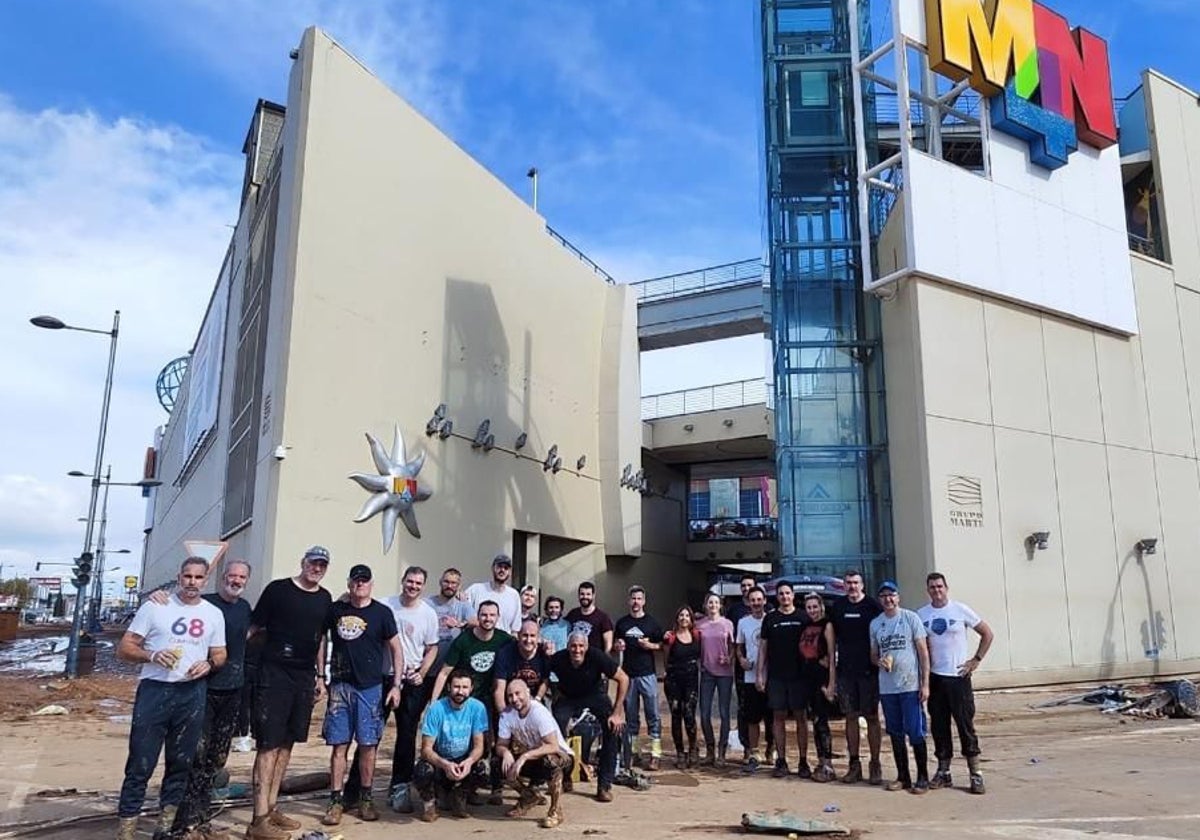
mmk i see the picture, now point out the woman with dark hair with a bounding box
[798,592,838,782]
[663,605,701,768]
[696,593,735,767]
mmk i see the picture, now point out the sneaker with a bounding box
[539,806,564,829]
[389,782,412,813]
[358,796,379,821]
[969,773,986,795]
[929,770,954,790]
[231,735,254,753]
[841,760,862,784]
[267,809,300,830]
[772,758,790,779]
[321,799,343,826]
[764,745,776,766]
[796,761,812,780]
[595,786,613,803]
[244,816,288,840]
[884,778,911,792]
[812,763,837,783]
[487,789,505,806]
[910,779,930,795]
[868,759,884,786]
[744,757,761,774]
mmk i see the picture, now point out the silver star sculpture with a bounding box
[349,426,433,550]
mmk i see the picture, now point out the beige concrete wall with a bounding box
[883,262,1200,681]
[1145,71,1200,290]
[249,28,640,592]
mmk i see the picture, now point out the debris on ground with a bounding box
[614,769,652,790]
[742,811,850,836]
[1032,679,1198,719]
[31,704,68,716]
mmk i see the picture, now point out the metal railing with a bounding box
[641,377,774,420]
[689,516,778,542]
[546,225,615,284]
[632,258,765,303]
[1129,232,1165,262]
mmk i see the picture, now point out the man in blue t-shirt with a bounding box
[412,669,490,820]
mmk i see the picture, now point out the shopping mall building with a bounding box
[141,3,1200,685]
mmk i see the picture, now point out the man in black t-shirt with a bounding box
[493,618,552,708]
[828,569,884,785]
[613,585,664,770]
[316,564,401,825]
[246,545,334,840]
[548,633,629,802]
[565,581,614,653]
[756,582,809,778]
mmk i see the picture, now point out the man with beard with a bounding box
[494,619,552,708]
[412,670,491,821]
[548,632,629,802]
[464,555,522,634]
[245,546,333,839]
[613,585,664,771]
[828,569,884,785]
[426,568,473,669]
[162,560,253,840]
[496,679,574,828]
[870,580,931,794]
[735,585,772,773]
[115,558,227,840]
[430,601,513,805]
[539,596,570,657]
[756,581,808,778]
[565,581,613,653]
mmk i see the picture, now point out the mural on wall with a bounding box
[349,426,433,549]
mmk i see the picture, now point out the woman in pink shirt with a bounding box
[695,593,735,767]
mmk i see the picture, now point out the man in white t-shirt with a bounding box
[735,585,772,771]
[115,557,227,840]
[495,678,573,828]
[364,565,440,813]
[917,573,994,795]
[464,554,522,634]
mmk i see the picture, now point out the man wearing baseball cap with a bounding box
[868,581,931,794]
[245,546,334,839]
[464,554,523,634]
[316,564,402,826]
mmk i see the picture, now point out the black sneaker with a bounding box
[969,772,986,794]
[910,778,930,795]
[796,761,812,780]
[772,758,790,778]
[929,770,953,789]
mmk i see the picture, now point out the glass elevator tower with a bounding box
[762,0,893,583]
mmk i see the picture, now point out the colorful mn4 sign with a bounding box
[925,0,1117,170]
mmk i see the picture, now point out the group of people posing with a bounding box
[111,549,993,840]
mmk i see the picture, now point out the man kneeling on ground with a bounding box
[496,678,574,828]
[413,669,491,821]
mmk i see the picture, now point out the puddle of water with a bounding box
[0,636,113,674]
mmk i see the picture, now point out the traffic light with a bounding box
[72,552,93,589]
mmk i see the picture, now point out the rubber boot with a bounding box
[911,740,930,793]
[154,805,178,839]
[116,817,138,840]
[886,735,911,791]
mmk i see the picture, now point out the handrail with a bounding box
[642,377,774,420]
[546,225,615,284]
[632,258,765,303]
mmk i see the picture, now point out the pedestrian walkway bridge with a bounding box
[632,258,768,350]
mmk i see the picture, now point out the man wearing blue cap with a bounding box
[869,580,930,794]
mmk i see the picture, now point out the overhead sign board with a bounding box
[30,576,62,590]
[925,0,1116,169]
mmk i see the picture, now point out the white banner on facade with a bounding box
[182,262,230,471]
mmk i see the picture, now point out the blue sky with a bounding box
[0,0,1195,585]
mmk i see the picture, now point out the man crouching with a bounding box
[496,678,573,829]
[412,669,490,820]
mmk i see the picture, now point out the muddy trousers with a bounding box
[928,673,981,761]
[552,693,617,788]
[412,756,491,801]
[118,679,207,818]
[664,669,699,756]
[345,678,430,801]
[168,687,240,836]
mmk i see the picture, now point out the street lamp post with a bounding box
[32,310,119,678]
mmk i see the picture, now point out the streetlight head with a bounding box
[115,549,132,554]
[30,315,67,330]
[67,470,89,478]
[136,479,163,488]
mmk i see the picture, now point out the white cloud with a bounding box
[0,94,240,581]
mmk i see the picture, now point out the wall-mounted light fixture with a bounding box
[722,418,734,427]
[543,444,559,472]
[1026,531,1051,551]
[1136,537,1158,557]
[683,423,695,432]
